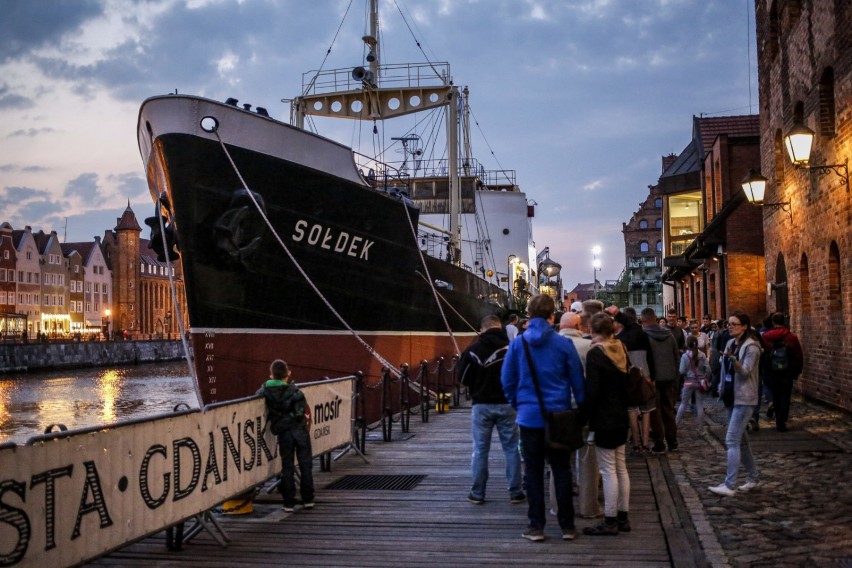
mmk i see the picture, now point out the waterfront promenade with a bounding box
[89,394,852,567]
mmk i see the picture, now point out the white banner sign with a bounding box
[0,377,353,568]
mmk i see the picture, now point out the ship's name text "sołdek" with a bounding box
[291,220,374,260]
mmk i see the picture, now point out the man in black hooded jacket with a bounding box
[458,314,524,505]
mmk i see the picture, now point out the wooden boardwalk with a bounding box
[89,402,706,567]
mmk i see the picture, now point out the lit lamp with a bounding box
[783,120,849,192]
[507,255,518,308]
[103,309,111,340]
[591,245,602,299]
[538,253,562,305]
[741,169,792,223]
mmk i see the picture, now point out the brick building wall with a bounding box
[622,183,664,314]
[756,0,852,410]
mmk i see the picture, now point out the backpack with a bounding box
[769,336,789,372]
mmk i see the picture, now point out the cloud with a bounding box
[1,186,52,206]
[6,127,56,139]
[0,84,34,110]
[64,173,101,200]
[0,0,103,63]
[19,199,65,221]
[109,172,147,199]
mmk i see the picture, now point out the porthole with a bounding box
[351,100,363,112]
[200,116,218,133]
[387,97,400,110]
[409,95,421,107]
[331,101,343,113]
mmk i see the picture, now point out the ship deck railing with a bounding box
[302,61,451,97]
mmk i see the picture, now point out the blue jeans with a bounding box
[520,425,574,530]
[725,405,759,489]
[470,404,523,500]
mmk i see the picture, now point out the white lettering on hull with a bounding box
[291,220,374,261]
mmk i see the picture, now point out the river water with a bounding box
[0,361,196,445]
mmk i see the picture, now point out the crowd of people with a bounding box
[458,295,804,542]
[255,299,804,540]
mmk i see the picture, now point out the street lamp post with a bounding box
[592,246,602,299]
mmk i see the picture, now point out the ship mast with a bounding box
[291,0,463,265]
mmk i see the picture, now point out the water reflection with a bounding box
[0,361,195,445]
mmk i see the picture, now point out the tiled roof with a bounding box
[694,114,760,156]
[61,242,95,262]
[115,204,142,232]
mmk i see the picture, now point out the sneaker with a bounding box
[522,527,545,542]
[747,418,760,432]
[510,493,526,504]
[583,520,619,536]
[651,442,667,455]
[303,502,315,509]
[467,494,485,505]
[561,527,577,540]
[667,441,679,452]
[282,505,296,512]
[766,402,775,419]
[708,483,736,497]
[738,480,759,492]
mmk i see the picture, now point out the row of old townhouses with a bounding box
[621,1,851,412]
[0,204,186,340]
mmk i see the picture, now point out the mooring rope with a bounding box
[156,198,204,409]
[400,201,461,355]
[414,270,478,333]
[211,130,402,377]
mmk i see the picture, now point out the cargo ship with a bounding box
[136,1,537,414]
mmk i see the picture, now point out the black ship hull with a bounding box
[138,96,507,409]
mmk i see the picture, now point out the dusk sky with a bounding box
[0,0,758,285]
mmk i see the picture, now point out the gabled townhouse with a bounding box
[61,247,85,334]
[0,223,16,315]
[62,239,112,336]
[622,173,666,315]
[12,226,42,335]
[34,229,69,336]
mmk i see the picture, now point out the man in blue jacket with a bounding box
[502,294,585,542]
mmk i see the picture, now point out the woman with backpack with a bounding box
[675,335,711,429]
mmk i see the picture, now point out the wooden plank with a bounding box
[88,404,685,567]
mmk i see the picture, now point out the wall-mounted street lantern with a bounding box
[741,169,793,223]
[784,120,849,192]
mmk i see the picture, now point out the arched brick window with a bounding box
[800,253,811,314]
[639,219,648,229]
[829,242,842,313]
[818,67,835,137]
[774,129,786,186]
[640,241,649,253]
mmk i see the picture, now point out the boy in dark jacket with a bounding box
[259,359,314,512]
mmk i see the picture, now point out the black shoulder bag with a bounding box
[521,337,584,451]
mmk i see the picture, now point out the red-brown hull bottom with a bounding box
[192,329,476,424]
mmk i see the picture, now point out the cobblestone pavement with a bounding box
[662,394,852,567]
